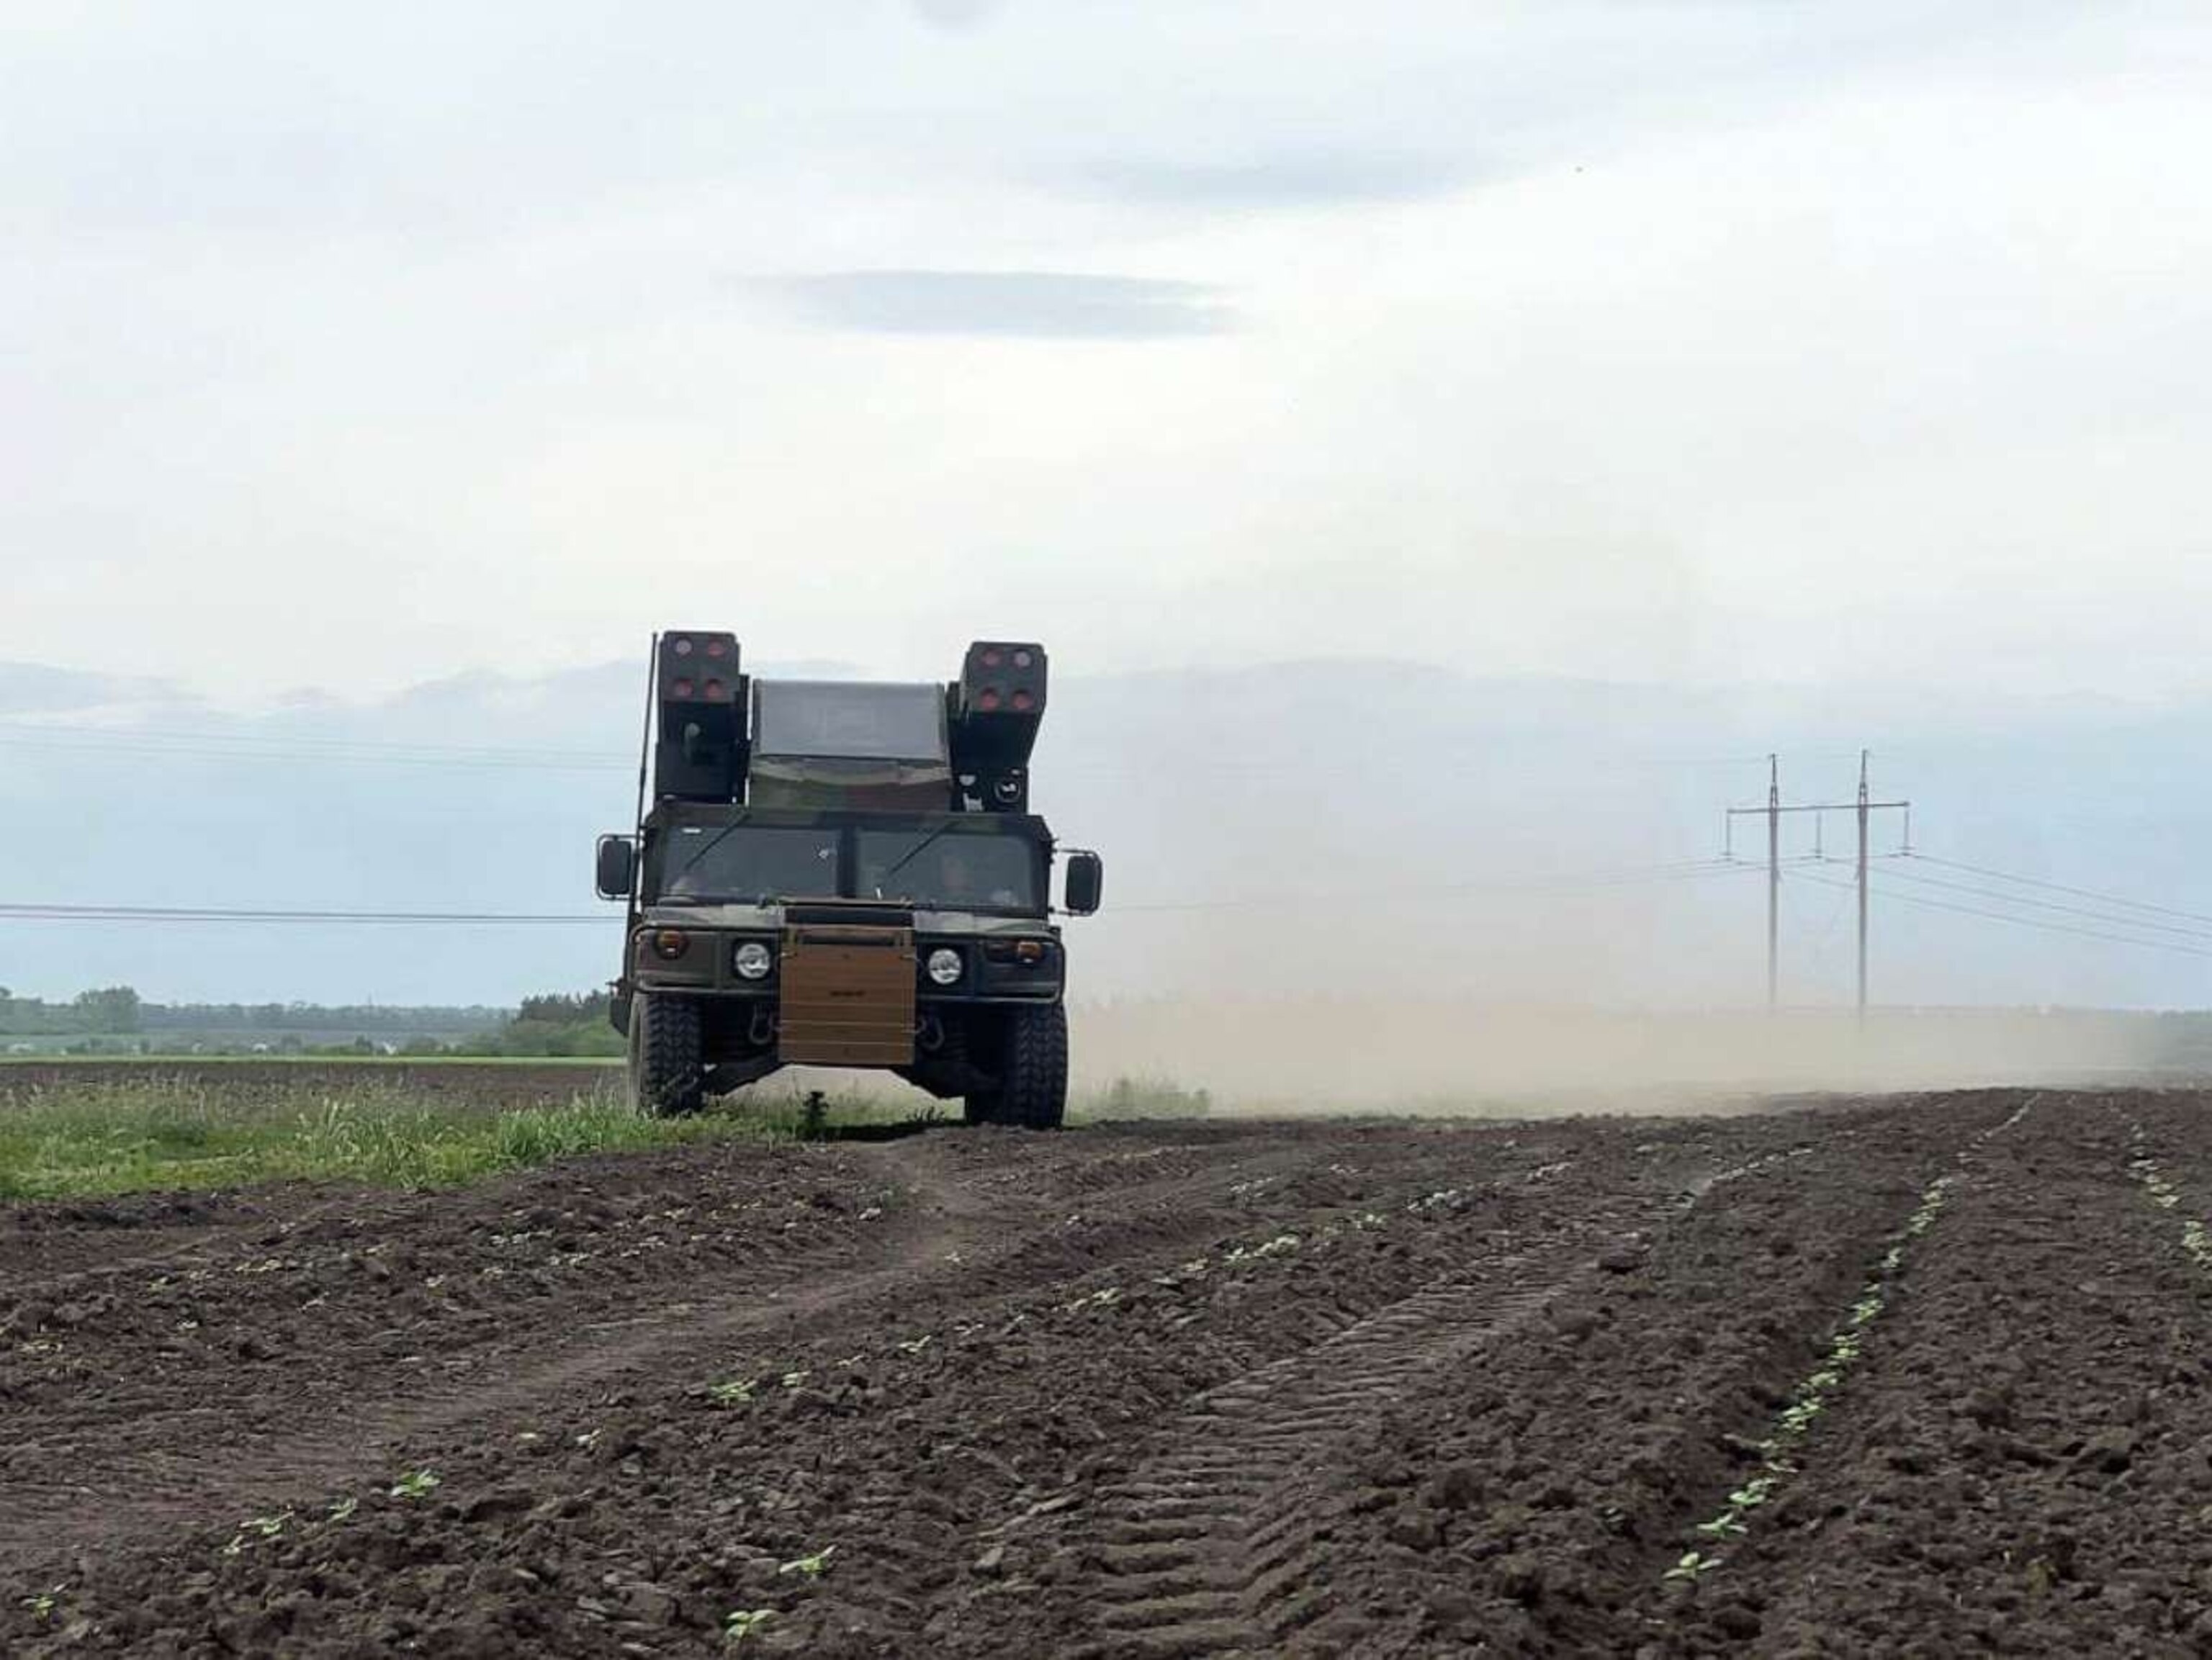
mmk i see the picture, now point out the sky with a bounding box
[6,1,2211,706]
[10,3,2212,1018]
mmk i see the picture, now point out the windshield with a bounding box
[857,829,1039,910]
[662,824,840,902]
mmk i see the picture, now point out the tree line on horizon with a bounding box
[0,987,618,1057]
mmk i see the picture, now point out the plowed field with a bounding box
[5,1090,2209,1656]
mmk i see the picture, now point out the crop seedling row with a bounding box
[1663,1099,2033,1582]
[2124,1124,2212,1273]
[1665,1173,1959,1580]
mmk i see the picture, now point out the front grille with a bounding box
[775,924,917,1066]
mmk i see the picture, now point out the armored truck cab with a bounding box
[594,635,1102,1127]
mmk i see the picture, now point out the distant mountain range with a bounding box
[3,654,2208,1013]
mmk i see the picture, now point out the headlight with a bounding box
[732,940,774,981]
[926,947,963,986]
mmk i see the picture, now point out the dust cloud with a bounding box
[1069,1000,2184,1117]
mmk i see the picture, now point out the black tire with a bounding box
[966,1003,1067,1129]
[629,993,705,1118]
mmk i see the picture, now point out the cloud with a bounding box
[1069,150,1468,209]
[755,270,1233,339]
[909,0,1003,30]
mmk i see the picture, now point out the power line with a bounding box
[0,719,631,764]
[0,731,631,774]
[1797,870,2212,961]
[0,856,1769,929]
[1876,864,2212,944]
[0,903,605,926]
[1907,852,2212,930]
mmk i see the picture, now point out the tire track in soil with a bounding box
[1051,1244,1598,1659]
[1018,1143,1763,1660]
[1148,1096,2019,1660]
[0,1129,1460,1566]
[716,1142,1736,1654]
[709,1137,1804,1657]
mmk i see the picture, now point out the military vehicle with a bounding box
[593,633,1104,1127]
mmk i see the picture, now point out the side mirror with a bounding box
[1063,850,1104,916]
[595,834,637,899]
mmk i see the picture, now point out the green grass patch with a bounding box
[0,1074,963,1200]
[0,1076,755,1200]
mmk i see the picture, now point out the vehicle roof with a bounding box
[645,801,1051,836]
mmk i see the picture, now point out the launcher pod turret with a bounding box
[652,631,747,802]
[595,633,1102,1129]
[950,641,1046,811]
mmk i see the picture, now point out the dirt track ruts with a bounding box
[6,1091,2208,1656]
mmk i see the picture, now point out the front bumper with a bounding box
[628,924,1064,1006]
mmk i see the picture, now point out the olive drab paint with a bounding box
[600,633,1100,1127]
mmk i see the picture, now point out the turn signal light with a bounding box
[649,929,690,960]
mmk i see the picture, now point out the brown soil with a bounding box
[3,1091,2206,1656]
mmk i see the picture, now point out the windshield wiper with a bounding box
[667,818,755,889]
[872,822,958,898]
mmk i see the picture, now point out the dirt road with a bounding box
[4,1091,2208,1654]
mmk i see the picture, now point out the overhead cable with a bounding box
[1795,870,2212,960]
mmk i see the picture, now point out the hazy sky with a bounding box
[5,1,2208,704]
